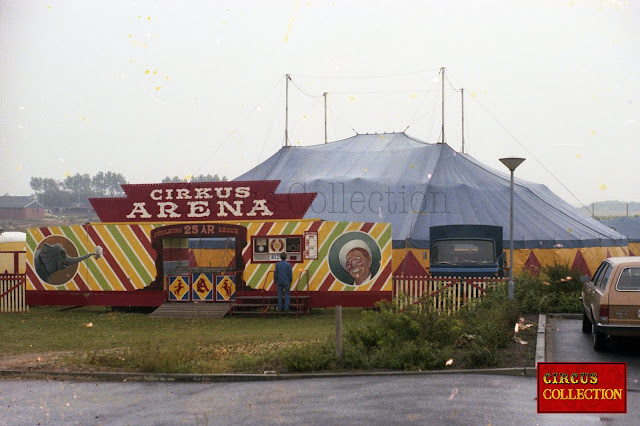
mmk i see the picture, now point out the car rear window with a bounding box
[597,264,612,289]
[591,263,606,284]
[593,263,613,289]
[616,267,640,291]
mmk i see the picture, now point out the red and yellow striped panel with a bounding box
[26,223,158,291]
[26,220,392,293]
[243,221,392,292]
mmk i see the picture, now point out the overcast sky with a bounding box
[1,0,638,207]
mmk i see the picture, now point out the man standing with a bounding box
[274,252,293,311]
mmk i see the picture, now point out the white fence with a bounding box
[0,274,27,313]
[392,275,506,313]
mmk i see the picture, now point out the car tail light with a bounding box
[599,305,609,323]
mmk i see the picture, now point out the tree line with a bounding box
[30,172,227,209]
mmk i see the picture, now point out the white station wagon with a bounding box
[581,256,640,350]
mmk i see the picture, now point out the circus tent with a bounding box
[236,132,629,276]
[601,217,640,256]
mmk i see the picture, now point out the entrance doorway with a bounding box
[150,224,247,303]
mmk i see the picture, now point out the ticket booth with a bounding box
[150,223,247,303]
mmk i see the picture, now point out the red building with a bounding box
[0,196,45,221]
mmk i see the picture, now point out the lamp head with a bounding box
[499,157,525,171]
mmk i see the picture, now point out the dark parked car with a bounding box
[581,256,640,350]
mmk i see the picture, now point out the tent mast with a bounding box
[461,88,466,153]
[285,74,291,147]
[439,67,446,144]
[324,92,328,143]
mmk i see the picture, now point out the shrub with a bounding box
[514,262,582,313]
[459,286,520,349]
[457,340,503,368]
[279,340,334,372]
[341,286,519,371]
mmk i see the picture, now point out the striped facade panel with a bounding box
[26,220,392,294]
[242,221,392,292]
[27,224,158,291]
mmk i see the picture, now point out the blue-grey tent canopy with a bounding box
[236,133,626,250]
[601,217,640,242]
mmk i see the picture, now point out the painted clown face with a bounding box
[345,248,372,286]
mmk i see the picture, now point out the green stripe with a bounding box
[295,268,309,290]
[61,226,90,255]
[282,221,298,235]
[378,225,392,251]
[61,226,111,291]
[26,231,37,252]
[307,222,348,281]
[247,263,272,289]
[106,225,153,283]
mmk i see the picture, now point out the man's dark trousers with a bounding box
[274,259,292,311]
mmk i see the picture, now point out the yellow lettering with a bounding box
[580,373,589,384]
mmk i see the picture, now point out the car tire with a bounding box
[582,311,592,333]
[593,327,606,351]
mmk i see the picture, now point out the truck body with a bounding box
[429,225,504,278]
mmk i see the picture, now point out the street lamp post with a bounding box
[499,157,525,300]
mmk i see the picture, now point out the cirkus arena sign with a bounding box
[89,180,316,222]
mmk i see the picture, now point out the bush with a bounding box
[459,286,520,349]
[279,340,334,372]
[514,262,583,313]
[340,287,520,371]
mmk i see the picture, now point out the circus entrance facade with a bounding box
[24,180,392,308]
[152,223,247,304]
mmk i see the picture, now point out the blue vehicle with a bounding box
[429,225,504,278]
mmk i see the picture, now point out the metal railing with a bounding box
[292,269,310,316]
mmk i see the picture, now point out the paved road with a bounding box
[1,373,632,425]
[1,316,639,425]
[546,315,640,391]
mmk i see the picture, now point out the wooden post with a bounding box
[335,305,342,362]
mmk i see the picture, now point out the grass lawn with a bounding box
[0,303,537,374]
[0,306,368,374]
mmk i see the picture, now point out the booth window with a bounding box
[252,235,302,263]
